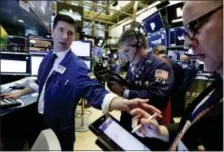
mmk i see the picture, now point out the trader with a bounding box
[131,1,223,151]
[109,27,174,131]
[0,14,161,150]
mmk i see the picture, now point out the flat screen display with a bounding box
[1,59,27,73]
[143,12,165,34]
[31,56,44,75]
[169,27,185,47]
[71,41,91,58]
[148,30,167,52]
[99,117,149,151]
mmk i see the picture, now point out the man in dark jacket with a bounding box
[131,1,223,151]
[109,28,174,131]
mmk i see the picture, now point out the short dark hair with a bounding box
[53,14,76,31]
[118,29,148,49]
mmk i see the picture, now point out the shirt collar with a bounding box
[53,48,70,60]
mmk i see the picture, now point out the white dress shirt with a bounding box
[28,49,117,114]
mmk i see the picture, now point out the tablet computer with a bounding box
[89,114,150,151]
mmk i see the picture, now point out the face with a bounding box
[183,1,223,73]
[119,43,137,62]
[52,21,75,52]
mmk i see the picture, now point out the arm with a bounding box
[125,63,174,109]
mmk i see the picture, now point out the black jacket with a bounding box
[166,78,223,151]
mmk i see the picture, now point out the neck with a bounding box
[132,49,147,64]
[54,46,68,53]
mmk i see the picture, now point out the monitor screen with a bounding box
[143,12,165,34]
[71,41,91,58]
[1,59,27,73]
[99,117,149,151]
[31,56,44,75]
[148,30,167,52]
[83,60,91,70]
[97,39,104,47]
[169,27,185,47]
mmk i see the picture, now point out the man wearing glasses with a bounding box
[130,1,223,151]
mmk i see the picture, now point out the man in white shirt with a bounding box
[0,14,161,150]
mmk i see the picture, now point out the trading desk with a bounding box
[0,80,38,150]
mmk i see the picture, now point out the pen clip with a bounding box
[64,80,69,85]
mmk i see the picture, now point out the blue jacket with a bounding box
[125,52,174,109]
[120,52,174,131]
[37,50,108,134]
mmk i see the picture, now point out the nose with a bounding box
[62,32,68,40]
[184,37,199,51]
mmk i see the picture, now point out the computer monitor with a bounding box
[83,60,92,71]
[97,39,105,47]
[1,59,27,73]
[31,55,44,76]
[143,12,165,34]
[71,41,92,58]
[148,30,167,52]
[169,27,185,47]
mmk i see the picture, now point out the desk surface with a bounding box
[0,79,38,116]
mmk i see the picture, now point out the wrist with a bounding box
[109,97,128,111]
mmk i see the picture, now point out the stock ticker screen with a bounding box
[143,12,165,34]
[148,30,167,52]
[169,27,185,47]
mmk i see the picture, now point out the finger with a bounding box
[136,98,149,103]
[140,103,162,114]
[130,108,150,118]
[141,118,158,127]
[197,145,205,151]
[0,93,9,97]
[132,115,140,129]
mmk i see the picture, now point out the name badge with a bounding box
[55,65,66,74]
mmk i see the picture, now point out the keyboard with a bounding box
[0,97,22,109]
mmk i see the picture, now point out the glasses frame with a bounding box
[184,5,223,40]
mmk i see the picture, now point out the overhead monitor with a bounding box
[148,30,167,52]
[1,59,27,73]
[83,59,92,71]
[97,39,105,47]
[31,55,44,76]
[143,12,165,34]
[71,41,92,58]
[169,27,185,47]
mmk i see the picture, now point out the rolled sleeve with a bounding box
[101,93,118,114]
[28,81,39,93]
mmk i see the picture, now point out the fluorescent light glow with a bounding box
[172,18,183,23]
[18,19,24,23]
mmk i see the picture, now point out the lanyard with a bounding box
[169,94,223,151]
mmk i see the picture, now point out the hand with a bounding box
[0,90,22,100]
[110,97,162,115]
[109,81,126,96]
[197,145,205,151]
[130,108,168,138]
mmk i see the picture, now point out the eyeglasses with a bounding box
[184,5,223,40]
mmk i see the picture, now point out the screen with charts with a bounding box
[31,56,44,75]
[83,60,91,70]
[169,27,185,47]
[148,30,167,52]
[71,41,91,58]
[1,59,27,73]
[143,12,165,34]
[99,117,149,151]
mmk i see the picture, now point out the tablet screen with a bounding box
[99,117,150,151]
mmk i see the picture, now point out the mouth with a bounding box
[59,42,66,46]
